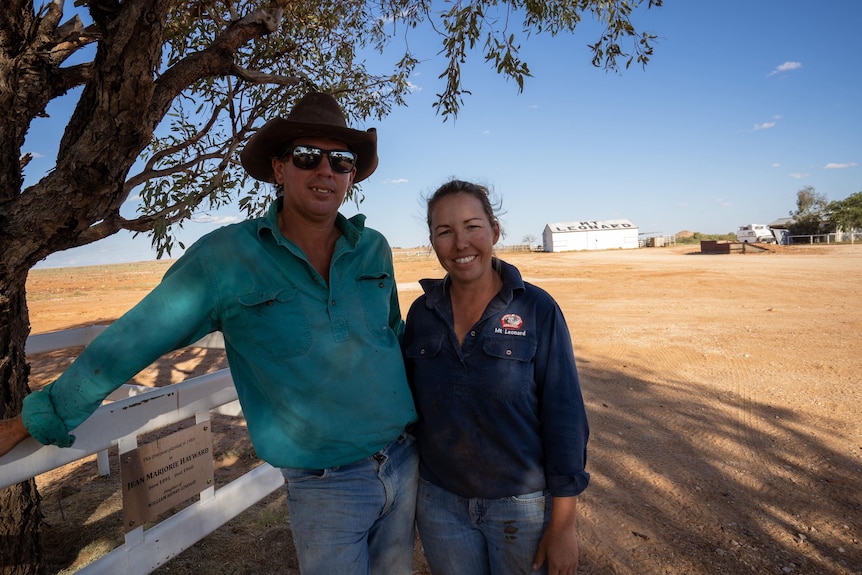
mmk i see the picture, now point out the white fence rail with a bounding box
[787,231,861,244]
[1,327,285,574]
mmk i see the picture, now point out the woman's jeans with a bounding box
[417,477,551,575]
[281,432,418,575]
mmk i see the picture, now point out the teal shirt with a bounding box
[23,202,417,468]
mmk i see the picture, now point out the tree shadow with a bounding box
[25,340,862,574]
[28,342,237,573]
[574,358,861,575]
[35,409,255,573]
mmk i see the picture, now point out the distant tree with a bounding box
[0,0,663,570]
[522,234,537,246]
[827,191,862,232]
[788,186,835,236]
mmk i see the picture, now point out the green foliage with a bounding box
[139,0,421,255]
[6,1,663,259]
[826,191,862,232]
[135,0,662,255]
[432,0,662,118]
[788,185,835,236]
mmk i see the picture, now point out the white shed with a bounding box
[542,219,639,252]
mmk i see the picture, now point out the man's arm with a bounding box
[0,415,31,458]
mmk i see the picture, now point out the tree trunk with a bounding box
[0,483,42,575]
[0,273,43,574]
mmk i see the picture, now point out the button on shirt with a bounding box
[403,259,589,499]
[23,201,417,469]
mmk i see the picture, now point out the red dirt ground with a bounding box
[22,243,862,574]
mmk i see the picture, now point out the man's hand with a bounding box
[0,415,31,458]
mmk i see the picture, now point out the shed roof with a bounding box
[768,217,795,228]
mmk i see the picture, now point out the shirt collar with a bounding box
[260,197,366,247]
[420,257,525,310]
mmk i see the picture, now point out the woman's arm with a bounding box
[532,495,580,575]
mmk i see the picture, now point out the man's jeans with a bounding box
[417,477,551,575]
[281,432,418,575]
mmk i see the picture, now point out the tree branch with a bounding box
[46,62,94,101]
[151,7,284,118]
[71,175,226,249]
[35,0,65,37]
[230,65,304,87]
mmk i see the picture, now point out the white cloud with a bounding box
[386,178,409,184]
[824,162,857,169]
[771,163,781,168]
[381,5,421,24]
[481,130,491,135]
[789,172,809,179]
[193,215,241,225]
[753,115,782,131]
[768,61,802,76]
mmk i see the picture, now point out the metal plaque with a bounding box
[120,422,214,532]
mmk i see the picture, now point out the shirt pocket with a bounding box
[236,286,311,360]
[404,335,449,395]
[475,335,538,399]
[404,335,444,361]
[357,273,395,341]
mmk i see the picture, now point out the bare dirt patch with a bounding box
[23,244,862,574]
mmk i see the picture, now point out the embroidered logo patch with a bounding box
[501,314,523,329]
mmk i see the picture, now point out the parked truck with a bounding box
[736,224,776,243]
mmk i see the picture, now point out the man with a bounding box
[0,92,419,574]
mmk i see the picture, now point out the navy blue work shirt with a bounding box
[403,258,589,499]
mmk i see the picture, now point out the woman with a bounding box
[403,180,590,575]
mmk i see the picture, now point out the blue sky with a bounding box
[30,1,862,267]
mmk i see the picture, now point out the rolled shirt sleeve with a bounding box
[22,245,220,447]
[534,300,590,497]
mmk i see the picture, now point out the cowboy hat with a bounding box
[240,92,378,183]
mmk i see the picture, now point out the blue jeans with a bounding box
[280,432,419,575]
[417,477,551,575]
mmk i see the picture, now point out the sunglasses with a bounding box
[283,145,357,174]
